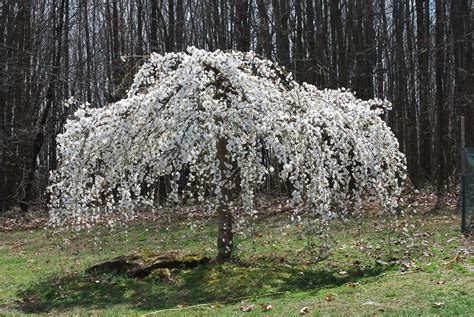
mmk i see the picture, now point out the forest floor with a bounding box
[0,195,473,316]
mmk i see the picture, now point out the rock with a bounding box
[86,251,209,278]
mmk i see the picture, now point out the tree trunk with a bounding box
[235,0,250,52]
[305,0,317,84]
[0,0,8,212]
[406,0,419,185]
[330,0,347,87]
[434,0,446,210]
[453,0,473,147]
[150,0,159,52]
[176,0,184,51]
[167,0,175,52]
[416,0,431,184]
[394,0,407,162]
[136,0,144,55]
[274,0,290,68]
[256,0,272,59]
[315,0,329,87]
[14,0,32,210]
[216,137,233,263]
[21,0,66,212]
[294,0,304,82]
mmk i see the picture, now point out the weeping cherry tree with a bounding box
[49,48,406,262]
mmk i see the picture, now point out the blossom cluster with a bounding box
[48,47,406,228]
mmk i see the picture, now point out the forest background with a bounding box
[0,0,472,212]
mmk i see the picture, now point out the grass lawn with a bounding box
[0,205,473,316]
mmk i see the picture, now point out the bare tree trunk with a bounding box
[357,0,375,100]
[235,0,250,52]
[274,0,290,68]
[416,0,431,184]
[434,0,446,209]
[167,0,175,52]
[150,0,159,52]
[406,0,419,185]
[0,0,7,212]
[136,0,144,55]
[394,0,407,163]
[294,0,304,82]
[108,0,125,102]
[21,0,66,211]
[330,0,347,87]
[13,0,32,210]
[176,0,184,51]
[453,0,473,147]
[256,0,272,59]
[379,0,390,100]
[305,0,317,84]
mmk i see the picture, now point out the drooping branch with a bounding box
[49,48,406,236]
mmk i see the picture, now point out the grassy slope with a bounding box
[0,208,473,316]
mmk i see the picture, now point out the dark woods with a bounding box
[0,0,472,212]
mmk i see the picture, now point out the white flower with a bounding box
[48,47,406,229]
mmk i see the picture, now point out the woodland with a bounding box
[0,1,473,316]
[0,0,472,211]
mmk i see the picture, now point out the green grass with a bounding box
[0,208,473,316]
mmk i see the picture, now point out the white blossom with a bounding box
[48,47,406,228]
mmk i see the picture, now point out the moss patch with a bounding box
[86,252,209,278]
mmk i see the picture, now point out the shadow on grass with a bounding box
[17,260,395,314]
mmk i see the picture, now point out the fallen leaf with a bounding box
[300,306,310,315]
[376,259,388,265]
[240,305,255,312]
[260,304,273,311]
[208,304,222,309]
[325,294,335,302]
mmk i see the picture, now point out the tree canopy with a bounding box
[48,48,406,231]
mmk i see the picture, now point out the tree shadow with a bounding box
[17,260,395,314]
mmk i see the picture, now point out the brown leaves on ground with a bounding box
[239,304,255,312]
[239,303,272,313]
[325,294,336,302]
[299,306,310,315]
[260,304,273,311]
[0,216,47,232]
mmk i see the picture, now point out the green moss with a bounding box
[177,255,205,263]
[148,268,171,279]
[136,249,158,264]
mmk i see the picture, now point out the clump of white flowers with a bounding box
[48,47,406,229]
